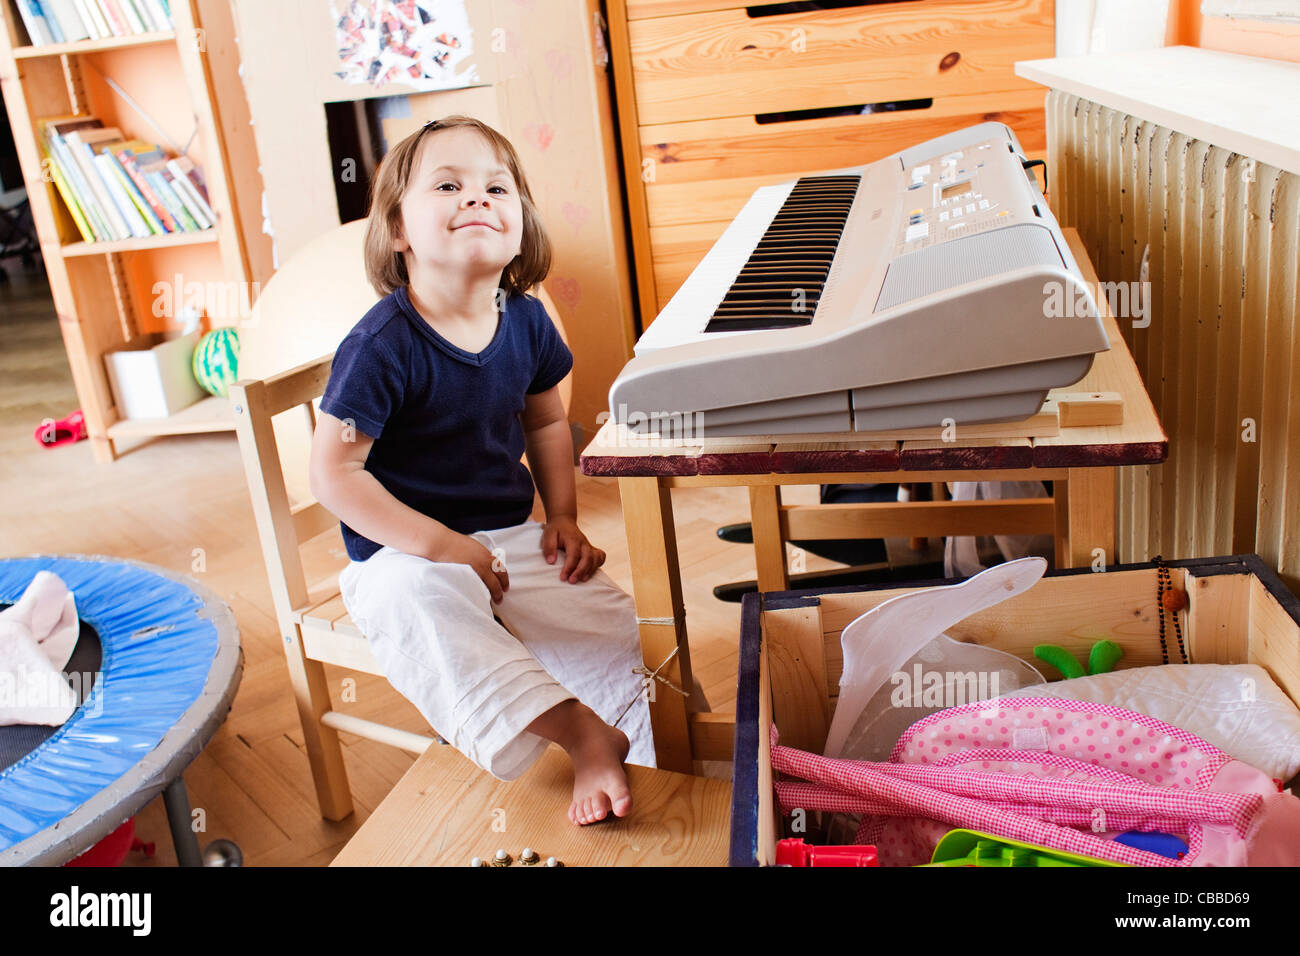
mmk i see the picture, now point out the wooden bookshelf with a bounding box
[0,0,270,461]
[105,394,235,439]
[12,30,175,59]
[60,229,218,257]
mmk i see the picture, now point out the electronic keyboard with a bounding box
[608,122,1108,437]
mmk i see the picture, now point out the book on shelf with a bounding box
[94,151,153,237]
[61,128,131,239]
[44,0,90,41]
[14,1,54,44]
[117,0,146,33]
[98,0,129,36]
[77,0,110,38]
[138,0,167,32]
[39,113,214,244]
[79,127,161,236]
[166,158,215,226]
[34,0,65,42]
[144,168,198,231]
[12,0,173,46]
[43,146,95,242]
[170,153,210,205]
[114,141,178,232]
[39,119,111,240]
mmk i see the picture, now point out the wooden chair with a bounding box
[231,219,570,821]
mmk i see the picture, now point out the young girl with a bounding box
[309,116,654,826]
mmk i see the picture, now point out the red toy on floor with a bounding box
[62,818,155,867]
[34,410,87,448]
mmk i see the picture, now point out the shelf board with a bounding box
[12,31,176,59]
[1016,46,1300,178]
[60,229,218,257]
[106,395,235,440]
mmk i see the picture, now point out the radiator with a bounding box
[1044,90,1300,589]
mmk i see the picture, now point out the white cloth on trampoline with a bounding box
[0,571,79,726]
[338,520,656,780]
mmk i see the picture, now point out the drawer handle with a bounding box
[746,0,920,18]
[756,97,932,125]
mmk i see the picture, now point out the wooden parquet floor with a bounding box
[1,267,861,866]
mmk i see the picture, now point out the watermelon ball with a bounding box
[193,327,241,399]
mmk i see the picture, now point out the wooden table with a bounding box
[580,230,1166,774]
[331,745,732,867]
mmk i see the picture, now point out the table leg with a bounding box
[617,477,695,773]
[1054,478,1071,568]
[749,484,789,592]
[163,776,202,867]
[1055,467,1118,569]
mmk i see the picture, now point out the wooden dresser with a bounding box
[607,0,1055,324]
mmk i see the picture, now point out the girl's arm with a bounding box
[521,385,604,583]
[309,411,510,601]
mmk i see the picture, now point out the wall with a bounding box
[1173,0,1300,60]
[1056,1,1300,61]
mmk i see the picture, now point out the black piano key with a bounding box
[725,279,827,290]
[705,173,859,334]
[714,291,823,305]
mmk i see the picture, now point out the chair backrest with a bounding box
[231,353,338,629]
[232,218,570,630]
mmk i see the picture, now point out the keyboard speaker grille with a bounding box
[875,223,1063,312]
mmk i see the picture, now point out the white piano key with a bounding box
[633,181,796,356]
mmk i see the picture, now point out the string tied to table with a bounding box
[612,646,689,729]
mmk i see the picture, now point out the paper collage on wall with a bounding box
[331,0,476,90]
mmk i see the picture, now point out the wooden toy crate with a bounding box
[729,555,1300,866]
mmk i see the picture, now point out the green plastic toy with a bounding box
[922,829,1124,867]
[1033,639,1123,679]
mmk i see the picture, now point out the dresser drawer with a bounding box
[642,88,1049,308]
[627,0,1054,126]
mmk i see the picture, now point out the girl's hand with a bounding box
[541,516,605,583]
[430,532,510,603]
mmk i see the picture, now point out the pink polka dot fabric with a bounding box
[769,698,1300,867]
[891,698,1227,789]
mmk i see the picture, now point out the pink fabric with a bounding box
[891,697,1227,788]
[771,697,1300,867]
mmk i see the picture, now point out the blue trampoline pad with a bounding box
[0,555,241,865]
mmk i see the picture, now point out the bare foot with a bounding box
[526,699,633,826]
[566,715,632,826]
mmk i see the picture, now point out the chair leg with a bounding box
[282,628,354,820]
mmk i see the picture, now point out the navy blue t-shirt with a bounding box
[320,287,573,561]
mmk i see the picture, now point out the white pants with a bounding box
[944,481,1055,578]
[338,520,655,780]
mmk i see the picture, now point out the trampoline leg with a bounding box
[163,777,203,867]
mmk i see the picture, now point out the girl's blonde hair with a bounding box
[363,115,552,298]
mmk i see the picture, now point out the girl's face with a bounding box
[395,127,524,284]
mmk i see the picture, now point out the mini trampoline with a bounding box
[0,555,241,866]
